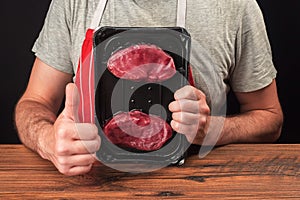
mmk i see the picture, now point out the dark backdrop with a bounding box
[0,1,299,144]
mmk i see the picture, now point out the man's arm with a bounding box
[15,58,71,151]
[169,80,283,145]
[15,58,101,176]
[217,80,283,145]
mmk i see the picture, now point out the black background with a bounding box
[0,1,299,144]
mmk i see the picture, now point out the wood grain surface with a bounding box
[0,144,299,199]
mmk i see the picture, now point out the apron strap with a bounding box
[176,0,187,28]
[90,0,187,29]
[90,0,108,29]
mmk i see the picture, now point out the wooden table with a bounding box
[0,144,299,199]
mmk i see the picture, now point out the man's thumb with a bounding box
[63,83,80,122]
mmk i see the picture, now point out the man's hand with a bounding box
[168,85,210,144]
[39,83,101,176]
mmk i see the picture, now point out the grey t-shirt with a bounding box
[32,0,276,107]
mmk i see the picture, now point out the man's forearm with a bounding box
[216,109,283,145]
[14,99,56,154]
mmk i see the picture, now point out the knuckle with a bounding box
[55,143,69,155]
[198,117,207,128]
[56,128,69,139]
[189,91,198,100]
[57,156,68,165]
[82,165,93,174]
[199,102,210,115]
[184,85,194,92]
[204,105,210,114]
[58,166,70,175]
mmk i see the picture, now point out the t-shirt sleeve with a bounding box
[229,0,277,92]
[32,0,73,74]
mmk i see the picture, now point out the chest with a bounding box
[71,0,237,100]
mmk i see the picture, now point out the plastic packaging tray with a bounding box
[94,26,191,168]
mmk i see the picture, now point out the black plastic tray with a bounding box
[93,26,191,168]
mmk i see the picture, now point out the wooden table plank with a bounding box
[0,144,299,199]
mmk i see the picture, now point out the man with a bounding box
[15,0,283,176]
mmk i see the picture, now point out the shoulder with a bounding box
[216,0,265,29]
[217,0,260,10]
[48,0,96,15]
[212,0,262,18]
[187,0,258,21]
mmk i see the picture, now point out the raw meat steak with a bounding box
[107,44,176,82]
[103,110,173,151]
